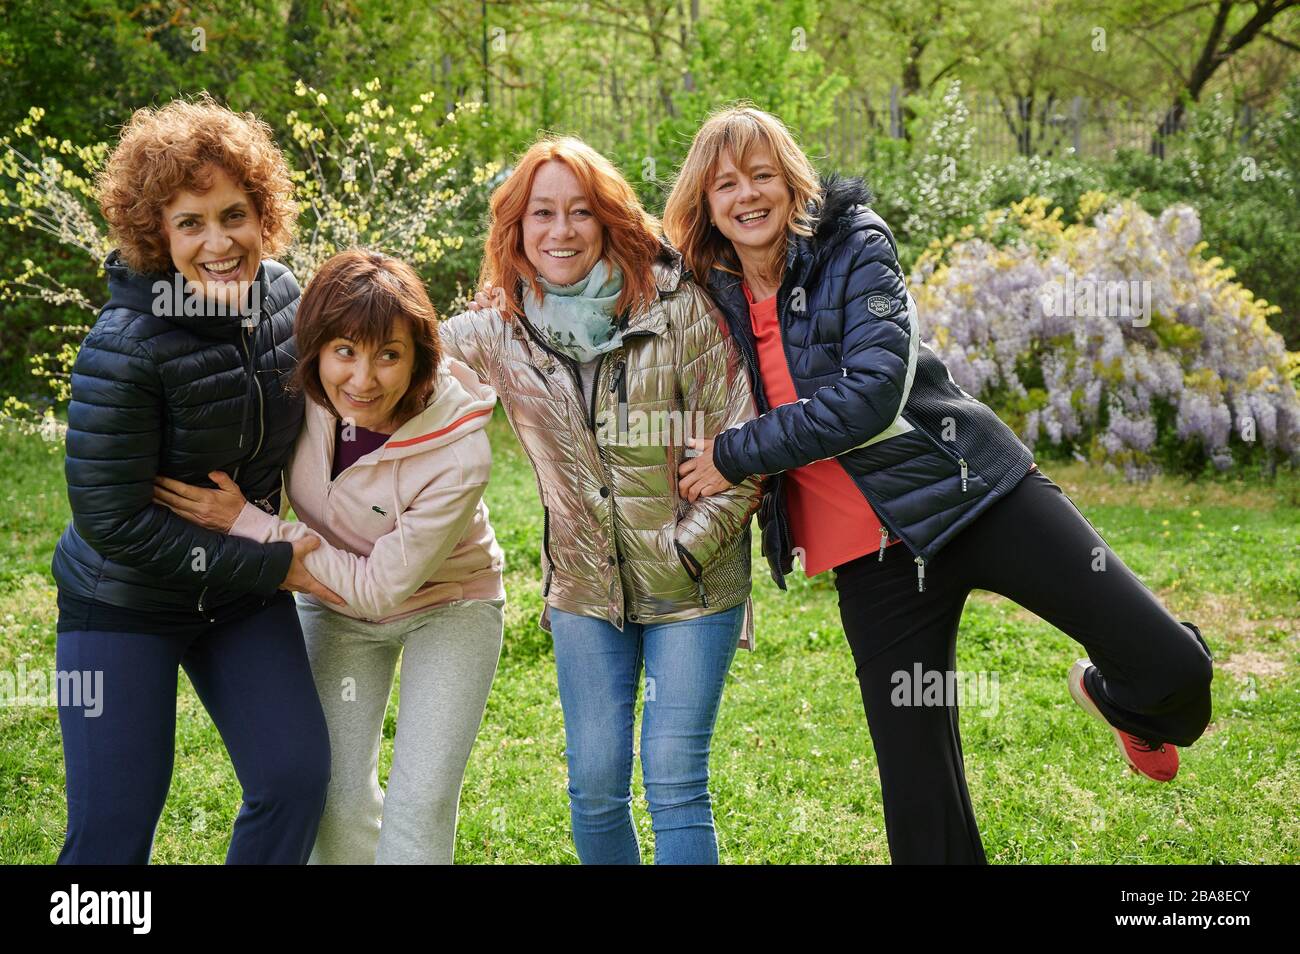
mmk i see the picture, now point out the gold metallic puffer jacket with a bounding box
[439,245,764,645]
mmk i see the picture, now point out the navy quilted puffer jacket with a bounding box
[709,176,1035,591]
[51,250,304,617]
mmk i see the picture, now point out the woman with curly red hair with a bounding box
[445,136,764,863]
[51,96,338,864]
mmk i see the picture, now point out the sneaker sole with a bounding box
[1068,658,1158,780]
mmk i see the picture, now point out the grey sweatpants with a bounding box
[296,595,505,865]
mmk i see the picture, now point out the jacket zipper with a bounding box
[766,273,812,588]
[584,353,607,431]
[773,272,936,593]
[515,316,648,604]
[912,417,971,493]
[675,540,709,608]
[609,358,627,440]
[196,586,213,621]
[719,279,795,588]
[233,326,266,481]
[837,456,926,591]
[198,326,265,618]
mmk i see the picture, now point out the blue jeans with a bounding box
[549,602,744,865]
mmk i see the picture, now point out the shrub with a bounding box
[280,78,502,306]
[910,194,1300,479]
[0,85,502,429]
[1100,79,1300,348]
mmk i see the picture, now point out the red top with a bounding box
[744,285,895,576]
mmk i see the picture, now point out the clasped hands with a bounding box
[153,471,343,605]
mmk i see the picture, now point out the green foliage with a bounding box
[1099,79,1300,348]
[0,0,1296,433]
[644,0,848,205]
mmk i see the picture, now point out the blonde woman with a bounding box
[665,106,1214,864]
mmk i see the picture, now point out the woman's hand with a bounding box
[677,437,736,501]
[281,536,345,605]
[465,285,506,313]
[152,470,248,532]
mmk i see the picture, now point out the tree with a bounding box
[1122,0,1300,150]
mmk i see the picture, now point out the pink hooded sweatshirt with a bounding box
[229,357,506,623]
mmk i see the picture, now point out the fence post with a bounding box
[1071,95,1082,155]
[441,54,453,118]
[540,71,548,130]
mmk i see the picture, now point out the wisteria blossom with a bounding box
[911,195,1300,478]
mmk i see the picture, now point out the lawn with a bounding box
[1,411,1297,864]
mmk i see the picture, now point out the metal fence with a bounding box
[821,88,1190,166]
[445,63,1255,165]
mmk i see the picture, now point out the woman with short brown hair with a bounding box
[154,249,506,864]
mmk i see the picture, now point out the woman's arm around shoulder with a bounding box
[668,281,765,570]
[66,328,292,594]
[438,305,509,383]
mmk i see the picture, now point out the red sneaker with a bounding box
[1069,659,1179,781]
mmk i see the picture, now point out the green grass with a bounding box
[1,412,1297,863]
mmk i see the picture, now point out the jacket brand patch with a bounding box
[867,295,893,317]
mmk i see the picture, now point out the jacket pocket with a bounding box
[757,482,793,581]
[674,539,710,609]
[542,505,554,597]
[674,539,704,582]
[838,426,943,475]
[841,418,978,494]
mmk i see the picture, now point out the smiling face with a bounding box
[705,146,792,260]
[161,164,263,307]
[521,160,605,285]
[317,321,416,433]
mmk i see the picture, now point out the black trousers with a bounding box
[834,469,1214,864]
